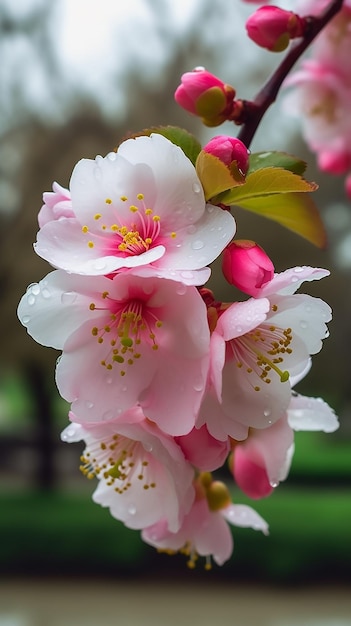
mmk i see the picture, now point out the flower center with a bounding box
[89,290,163,375]
[229,323,291,391]
[81,192,176,256]
[80,433,157,493]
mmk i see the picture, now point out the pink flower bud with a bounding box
[175,67,236,127]
[229,448,274,500]
[318,150,351,175]
[203,135,250,176]
[246,7,306,52]
[222,240,274,296]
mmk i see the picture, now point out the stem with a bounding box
[237,0,344,148]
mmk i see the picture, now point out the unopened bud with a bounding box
[203,135,250,176]
[222,240,274,296]
[230,448,274,500]
[175,67,236,126]
[246,7,306,52]
[318,150,351,175]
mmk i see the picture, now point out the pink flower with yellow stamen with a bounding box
[35,134,235,280]
[18,270,210,435]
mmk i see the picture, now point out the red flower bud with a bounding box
[203,135,250,176]
[246,6,306,52]
[222,240,274,296]
[175,67,236,127]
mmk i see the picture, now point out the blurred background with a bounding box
[0,0,350,624]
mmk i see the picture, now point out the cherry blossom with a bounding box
[18,270,210,435]
[142,473,268,568]
[197,267,331,441]
[38,182,73,228]
[34,133,235,279]
[61,409,195,532]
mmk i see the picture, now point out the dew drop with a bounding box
[86,401,94,409]
[325,329,330,338]
[128,505,137,515]
[293,267,304,273]
[263,409,271,418]
[41,288,51,299]
[270,481,278,488]
[27,294,36,306]
[187,224,197,235]
[176,283,187,296]
[235,325,243,334]
[192,182,201,193]
[291,276,299,283]
[305,305,312,313]
[102,410,115,420]
[31,284,40,296]
[107,151,117,161]
[191,239,204,250]
[207,205,214,213]
[193,379,204,392]
[143,442,153,452]
[22,315,30,324]
[61,291,77,305]
[300,320,308,329]
[93,259,107,271]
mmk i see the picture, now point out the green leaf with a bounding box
[248,152,307,175]
[195,151,245,201]
[136,125,202,165]
[233,192,327,248]
[216,167,317,205]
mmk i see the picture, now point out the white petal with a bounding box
[288,393,339,432]
[223,504,269,534]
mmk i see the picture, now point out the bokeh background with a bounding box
[0,1,350,624]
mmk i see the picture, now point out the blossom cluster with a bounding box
[243,0,351,197]
[18,128,338,568]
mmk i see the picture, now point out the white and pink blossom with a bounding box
[18,270,210,435]
[35,134,235,279]
[142,474,268,567]
[61,409,195,532]
[197,267,331,441]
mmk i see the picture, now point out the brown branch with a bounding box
[237,0,344,148]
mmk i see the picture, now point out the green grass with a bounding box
[1,487,350,582]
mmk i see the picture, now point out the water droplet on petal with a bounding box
[107,151,117,161]
[270,481,278,488]
[191,240,204,250]
[143,442,153,452]
[128,505,137,515]
[291,276,299,283]
[22,315,30,324]
[86,401,94,409]
[293,267,304,273]
[176,283,187,296]
[187,224,197,234]
[192,182,201,193]
[236,325,243,334]
[206,205,214,214]
[102,410,115,420]
[27,294,36,306]
[32,284,40,296]
[61,291,77,305]
[106,376,113,384]
[193,379,204,392]
[263,409,271,418]
[93,259,107,271]
[42,288,51,299]
[300,321,308,329]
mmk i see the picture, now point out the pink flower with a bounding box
[142,473,268,568]
[222,239,274,296]
[175,68,236,127]
[284,60,351,168]
[38,182,73,228]
[197,266,331,441]
[230,415,294,499]
[61,409,195,532]
[246,7,305,52]
[175,425,230,472]
[18,270,210,435]
[35,134,235,279]
[203,136,250,176]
